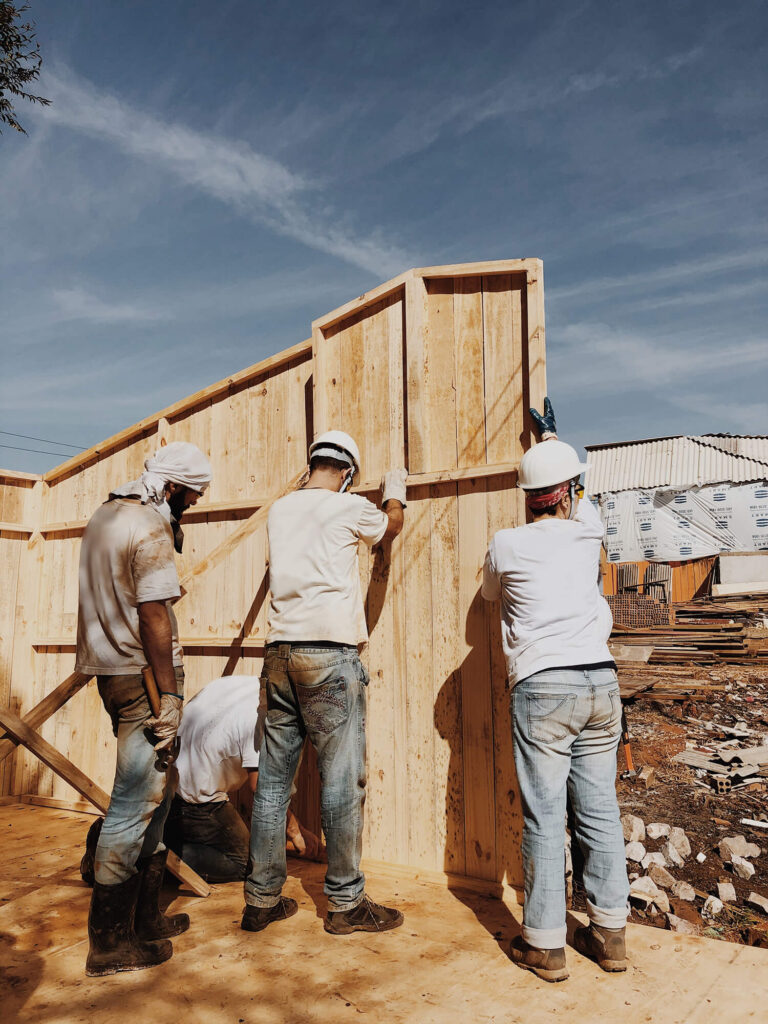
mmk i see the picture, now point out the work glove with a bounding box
[382,467,408,508]
[146,693,183,751]
[529,396,558,440]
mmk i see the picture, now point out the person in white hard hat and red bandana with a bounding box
[241,432,408,935]
[482,399,628,983]
[75,441,213,977]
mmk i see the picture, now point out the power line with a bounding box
[0,429,86,450]
[0,442,81,457]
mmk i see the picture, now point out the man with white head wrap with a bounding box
[76,441,212,977]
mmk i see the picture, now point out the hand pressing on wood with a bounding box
[529,396,558,440]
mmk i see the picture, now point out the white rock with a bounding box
[648,863,677,890]
[642,851,668,870]
[630,875,662,899]
[719,835,761,862]
[651,891,671,915]
[671,881,696,901]
[732,855,756,880]
[625,841,647,863]
[621,814,646,844]
[669,826,692,859]
[696,852,707,864]
[746,892,768,915]
[667,913,697,935]
[662,841,685,868]
[647,823,671,841]
[702,896,724,919]
[717,882,737,903]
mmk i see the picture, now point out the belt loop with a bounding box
[279,643,290,659]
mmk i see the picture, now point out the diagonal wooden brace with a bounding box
[0,672,93,764]
[0,705,210,897]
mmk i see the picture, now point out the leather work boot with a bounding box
[574,923,627,972]
[135,850,190,940]
[510,936,569,982]
[241,896,298,933]
[86,873,172,977]
[324,894,404,935]
[79,817,104,887]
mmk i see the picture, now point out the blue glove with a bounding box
[529,397,557,440]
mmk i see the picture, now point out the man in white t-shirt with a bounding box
[483,401,628,983]
[166,674,321,880]
[241,431,408,936]
[76,442,212,978]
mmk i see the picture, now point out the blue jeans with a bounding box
[245,643,367,912]
[511,666,629,949]
[94,671,181,885]
[166,796,250,882]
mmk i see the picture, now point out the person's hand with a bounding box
[382,467,408,507]
[146,693,183,751]
[286,810,326,862]
[530,396,557,440]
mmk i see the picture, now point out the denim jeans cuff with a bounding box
[328,892,366,914]
[586,898,629,929]
[521,922,567,949]
[244,892,282,910]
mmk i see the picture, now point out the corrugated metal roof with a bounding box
[584,434,768,495]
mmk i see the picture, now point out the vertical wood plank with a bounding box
[404,273,430,475]
[454,277,486,469]
[425,279,457,472]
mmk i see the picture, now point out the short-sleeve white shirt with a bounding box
[266,488,388,645]
[175,676,264,803]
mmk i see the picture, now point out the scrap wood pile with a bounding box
[611,594,768,669]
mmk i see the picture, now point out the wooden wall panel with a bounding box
[1,260,546,894]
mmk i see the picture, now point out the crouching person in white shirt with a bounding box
[482,399,628,983]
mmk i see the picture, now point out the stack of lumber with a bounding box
[610,595,768,666]
[606,593,673,628]
[673,744,768,792]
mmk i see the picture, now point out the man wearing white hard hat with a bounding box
[483,400,628,983]
[242,431,408,936]
[76,441,212,977]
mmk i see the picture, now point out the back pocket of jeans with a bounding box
[296,678,349,734]
[526,693,576,742]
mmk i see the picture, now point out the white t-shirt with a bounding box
[175,675,264,803]
[482,497,613,685]
[266,488,388,645]
[76,498,183,675]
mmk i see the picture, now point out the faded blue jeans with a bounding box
[245,643,367,912]
[94,670,182,885]
[512,666,629,949]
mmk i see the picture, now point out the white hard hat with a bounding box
[309,430,361,482]
[518,440,589,490]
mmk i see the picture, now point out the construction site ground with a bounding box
[1,803,766,1024]
[605,662,768,947]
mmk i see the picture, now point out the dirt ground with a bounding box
[576,663,768,947]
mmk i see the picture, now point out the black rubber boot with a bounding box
[324,894,404,935]
[86,873,173,977]
[241,896,298,933]
[79,817,104,887]
[510,936,569,982]
[135,850,190,940]
[574,923,627,972]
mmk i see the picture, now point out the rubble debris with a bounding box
[642,851,667,870]
[667,914,697,935]
[716,882,737,903]
[646,823,671,840]
[638,766,656,788]
[702,896,724,919]
[625,841,646,863]
[662,840,686,868]
[696,853,707,864]
[718,835,762,861]
[669,827,691,859]
[746,893,768,915]
[731,856,756,880]
[670,881,696,902]
[741,818,768,830]
[648,863,677,890]
[621,814,646,843]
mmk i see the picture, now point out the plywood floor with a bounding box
[0,802,765,1024]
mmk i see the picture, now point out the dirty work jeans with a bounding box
[166,795,250,882]
[245,643,367,912]
[94,669,183,886]
[512,666,629,949]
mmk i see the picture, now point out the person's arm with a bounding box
[481,542,502,601]
[382,499,404,540]
[381,468,407,540]
[137,601,178,693]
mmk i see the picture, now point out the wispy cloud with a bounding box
[51,286,169,324]
[38,66,409,277]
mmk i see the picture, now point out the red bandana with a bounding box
[526,482,569,510]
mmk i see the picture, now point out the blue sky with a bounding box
[1,0,766,473]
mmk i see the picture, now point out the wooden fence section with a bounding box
[0,259,546,894]
[601,557,716,603]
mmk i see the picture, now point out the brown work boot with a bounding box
[574,923,627,972]
[324,894,404,935]
[135,850,190,940]
[86,874,172,977]
[241,896,298,933]
[79,816,104,887]
[510,936,569,982]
